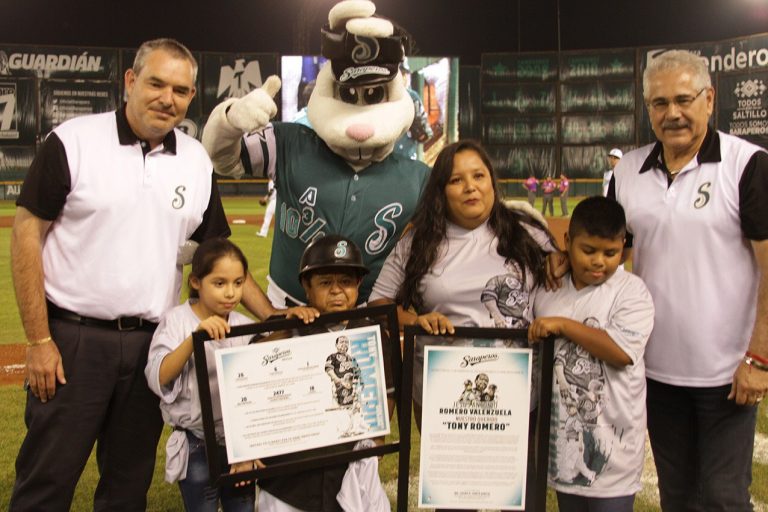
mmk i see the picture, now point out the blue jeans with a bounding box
[646,378,756,511]
[178,432,254,512]
[556,491,634,512]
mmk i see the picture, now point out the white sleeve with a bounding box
[604,274,655,365]
[145,310,189,404]
[242,124,277,181]
[368,234,413,302]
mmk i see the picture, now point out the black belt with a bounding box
[47,301,158,332]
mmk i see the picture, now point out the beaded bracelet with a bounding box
[27,336,52,347]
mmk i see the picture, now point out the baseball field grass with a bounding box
[1,197,766,510]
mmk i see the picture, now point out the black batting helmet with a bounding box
[299,235,369,282]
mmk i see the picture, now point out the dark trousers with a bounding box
[559,192,569,216]
[646,378,756,511]
[10,318,163,512]
[527,190,536,207]
[556,491,634,511]
[542,193,554,216]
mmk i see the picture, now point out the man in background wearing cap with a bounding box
[603,148,622,196]
[394,60,433,161]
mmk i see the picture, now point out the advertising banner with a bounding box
[483,116,557,145]
[561,114,635,145]
[641,35,768,76]
[482,54,558,82]
[482,83,557,114]
[0,78,36,145]
[39,80,118,134]
[0,146,36,182]
[487,145,556,179]
[560,51,635,81]
[718,72,768,147]
[560,81,635,113]
[202,53,279,117]
[0,45,118,80]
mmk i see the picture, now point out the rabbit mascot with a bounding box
[203,0,429,307]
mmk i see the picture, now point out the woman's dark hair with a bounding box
[396,140,551,312]
[188,238,249,299]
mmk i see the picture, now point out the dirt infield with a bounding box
[0,215,569,385]
[0,344,26,386]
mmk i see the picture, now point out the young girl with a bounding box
[145,238,257,512]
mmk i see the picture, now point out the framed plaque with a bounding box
[215,323,390,462]
[403,326,554,511]
[193,304,413,512]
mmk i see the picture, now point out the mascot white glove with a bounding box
[226,75,282,134]
[202,75,282,177]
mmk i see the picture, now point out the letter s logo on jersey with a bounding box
[694,182,711,209]
[172,186,186,209]
[366,203,403,255]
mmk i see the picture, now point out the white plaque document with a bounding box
[419,346,532,510]
[215,325,390,463]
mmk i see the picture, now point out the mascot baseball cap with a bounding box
[609,148,623,158]
[321,21,406,86]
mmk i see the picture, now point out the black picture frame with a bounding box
[192,303,412,512]
[402,325,554,511]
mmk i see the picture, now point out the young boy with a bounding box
[529,196,654,511]
[257,234,392,512]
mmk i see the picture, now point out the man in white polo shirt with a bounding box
[9,38,284,512]
[610,49,768,510]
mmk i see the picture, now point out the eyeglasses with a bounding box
[647,88,707,112]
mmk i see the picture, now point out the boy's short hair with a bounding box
[568,196,626,240]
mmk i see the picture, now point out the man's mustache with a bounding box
[662,122,688,130]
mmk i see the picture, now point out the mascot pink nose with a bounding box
[345,124,374,142]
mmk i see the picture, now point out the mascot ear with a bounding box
[328,0,376,30]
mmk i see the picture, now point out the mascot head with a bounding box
[307,0,415,170]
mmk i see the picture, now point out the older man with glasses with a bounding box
[609,49,768,510]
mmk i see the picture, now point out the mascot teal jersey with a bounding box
[243,122,429,303]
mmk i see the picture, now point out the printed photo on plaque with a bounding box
[419,345,532,510]
[215,324,390,463]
